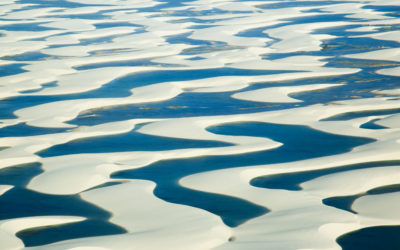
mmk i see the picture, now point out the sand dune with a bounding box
[0,0,399,249]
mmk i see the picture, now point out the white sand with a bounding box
[353,30,400,43]
[377,66,400,77]
[24,181,231,250]
[344,48,400,62]
[181,139,400,249]
[0,185,13,196]
[232,83,342,103]
[375,114,400,128]
[0,216,85,250]
[353,192,400,221]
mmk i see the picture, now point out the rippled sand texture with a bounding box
[1,0,400,249]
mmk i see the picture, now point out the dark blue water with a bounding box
[0,63,27,77]
[112,122,374,227]
[322,108,400,121]
[37,124,233,157]
[323,183,400,214]
[337,226,400,250]
[257,1,357,9]
[0,67,297,120]
[360,118,388,129]
[251,160,400,191]
[0,162,126,246]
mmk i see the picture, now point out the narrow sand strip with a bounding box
[232,83,342,103]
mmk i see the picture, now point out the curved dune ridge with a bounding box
[0,0,400,249]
